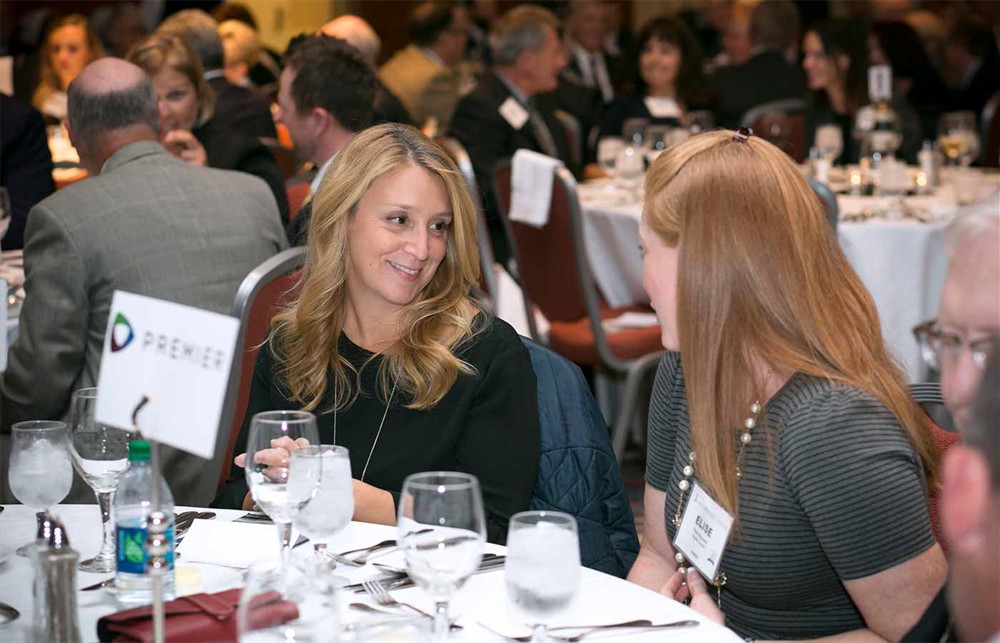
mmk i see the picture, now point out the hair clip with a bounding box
[733,127,753,143]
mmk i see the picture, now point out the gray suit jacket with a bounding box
[1,140,287,505]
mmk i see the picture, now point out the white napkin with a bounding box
[602,312,658,333]
[509,149,564,229]
[175,519,279,568]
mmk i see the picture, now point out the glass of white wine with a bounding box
[937,111,980,167]
[505,511,581,642]
[68,387,131,572]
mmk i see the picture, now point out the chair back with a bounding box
[216,247,307,490]
[982,90,1000,168]
[740,98,809,162]
[259,137,303,181]
[909,382,960,553]
[554,109,583,169]
[437,136,498,308]
[493,160,599,329]
[522,337,640,577]
[807,176,839,230]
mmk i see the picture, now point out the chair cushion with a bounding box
[522,338,640,578]
[548,305,663,366]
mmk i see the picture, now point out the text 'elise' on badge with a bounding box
[672,481,735,583]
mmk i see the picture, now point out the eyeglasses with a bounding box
[912,319,996,371]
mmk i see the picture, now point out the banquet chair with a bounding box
[259,137,304,181]
[909,381,960,553]
[554,109,583,170]
[437,135,499,310]
[740,98,809,163]
[807,176,839,230]
[215,247,307,491]
[493,159,664,462]
[286,180,311,222]
[522,337,640,578]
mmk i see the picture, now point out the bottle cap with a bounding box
[128,440,151,462]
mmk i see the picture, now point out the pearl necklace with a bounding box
[671,369,773,606]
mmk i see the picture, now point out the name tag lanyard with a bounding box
[671,371,772,608]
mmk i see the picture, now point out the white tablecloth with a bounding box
[580,175,1000,381]
[0,504,740,642]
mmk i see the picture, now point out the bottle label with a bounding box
[116,525,175,574]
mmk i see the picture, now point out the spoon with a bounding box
[0,601,19,624]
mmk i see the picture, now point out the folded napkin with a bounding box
[96,588,298,642]
[175,519,279,568]
[509,149,565,228]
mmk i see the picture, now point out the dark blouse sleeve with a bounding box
[645,351,682,491]
[455,321,541,544]
[779,386,936,580]
[211,343,283,509]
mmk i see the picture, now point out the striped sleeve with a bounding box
[779,386,936,580]
[645,352,682,491]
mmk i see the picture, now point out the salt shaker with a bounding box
[33,516,81,643]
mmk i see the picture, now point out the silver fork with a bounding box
[362,579,431,618]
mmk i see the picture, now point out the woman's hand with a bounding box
[162,129,207,166]
[660,569,725,625]
[234,436,311,481]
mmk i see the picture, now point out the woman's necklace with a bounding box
[332,378,397,483]
[672,369,773,607]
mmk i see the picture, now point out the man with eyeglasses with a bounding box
[913,203,999,430]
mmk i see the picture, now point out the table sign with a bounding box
[94,291,239,459]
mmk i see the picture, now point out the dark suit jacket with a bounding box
[194,117,290,224]
[448,71,572,265]
[373,80,415,127]
[954,57,1000,118]
[207,76,277,141]
[0,94,55,250]
[0,141,288,505]
[710,50,808,129]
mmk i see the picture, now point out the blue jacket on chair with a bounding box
[521,338,641,578]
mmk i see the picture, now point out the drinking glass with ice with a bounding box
[8,420,73,556]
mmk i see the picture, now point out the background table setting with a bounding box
[577,166,1000,382]
[0,503,739,642]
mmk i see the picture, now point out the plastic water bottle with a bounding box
[114,441,175,607]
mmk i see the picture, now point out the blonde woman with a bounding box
[33,14,104,121]
[217,124,540,543]
[128,34,288,222]
[628,129,946,640]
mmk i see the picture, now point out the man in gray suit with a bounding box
[0,58,287,505]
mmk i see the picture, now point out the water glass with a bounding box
[67,387,131,572]
[8,421,73,556]
[238,559,338,642]
[595,137,625,178]
[622,118,648,146]
[505,511,581,642]
[814,124,844,163]
[398,472,486,641]
[245,411,320,575]
[937,111,980,166]
[291,445,353,575]
[614,145,644,194]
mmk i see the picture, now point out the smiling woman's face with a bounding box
[640,37,682,95]
[152,67,199,133]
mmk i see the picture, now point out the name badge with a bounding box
[499,97,530,130]
[672,481,734,582]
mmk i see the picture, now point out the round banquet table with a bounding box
[0,505,741,642]
[579,172,1000,382]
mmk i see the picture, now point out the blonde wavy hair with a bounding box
[644,130,937,520]
[127,33,215,127]
[272,123,486,411]
[33,14,104,113]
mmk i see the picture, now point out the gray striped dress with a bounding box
[645,352,936,640]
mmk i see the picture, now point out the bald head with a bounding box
[319,15,380,67]
[67,57,159,172]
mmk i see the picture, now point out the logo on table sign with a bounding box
[110,313,135,352]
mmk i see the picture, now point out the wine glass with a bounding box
[614,145,644,196]
[505,511,581,642]
[687,110,715,135]
[814,124,844,164]
[595,137,625,178]
[398,471,486,641]
[937,111,980,167]
[291,445,353,580]
[67,387,131,572]
[8,421,73,556]
[238,558,338,642]
[643,125,669,162]
[244,411,320,576]
[622,118,648,147]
